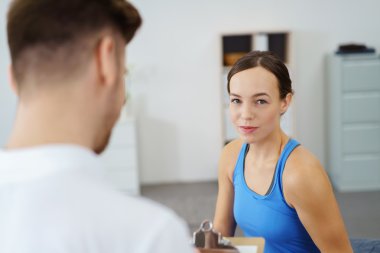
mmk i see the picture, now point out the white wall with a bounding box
[0,0,16,147]
[1,0,380,184]
[128,0,380,184]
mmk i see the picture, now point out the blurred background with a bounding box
[1,0,379,240]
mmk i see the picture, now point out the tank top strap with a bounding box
[232,143,249,183]
[276,138,300,193]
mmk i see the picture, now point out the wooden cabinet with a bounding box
[326,53,380,191]
[100,117,140,195]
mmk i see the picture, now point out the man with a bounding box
[0,0,194,252]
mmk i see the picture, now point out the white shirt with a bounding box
[0,145,194,253]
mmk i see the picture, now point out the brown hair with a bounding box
[227,51,293,99]
[7,0,142,84]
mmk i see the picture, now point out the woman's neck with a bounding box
[247,131,288,163]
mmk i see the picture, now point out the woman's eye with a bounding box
[231,98,240,104]
[256,99,267,105]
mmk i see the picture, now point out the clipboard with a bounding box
[193,220,265,253]
[193,220,239,253]
[225,237,265,253]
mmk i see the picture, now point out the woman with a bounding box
[213,51,352,253]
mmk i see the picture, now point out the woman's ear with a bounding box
[95,35,118,88]
[280,93,292,115]
[8,65,19,96]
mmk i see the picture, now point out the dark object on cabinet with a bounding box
[336,43,376,55]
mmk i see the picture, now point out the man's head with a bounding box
[6,0,141,153]
[7,0,141,88]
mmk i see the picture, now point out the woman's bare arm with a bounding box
[213,139,242,236]
[284,147,353,253]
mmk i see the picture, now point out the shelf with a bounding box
[222,32,289,67]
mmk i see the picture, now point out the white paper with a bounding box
[235,245,258,253]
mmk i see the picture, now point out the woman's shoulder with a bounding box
[223,139,244,154]
[219,139,245,180]
[287,144,321,171]
[283,143,331,202]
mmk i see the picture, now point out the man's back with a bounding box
[0,145,193,253]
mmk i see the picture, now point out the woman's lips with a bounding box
[239,126,258,134]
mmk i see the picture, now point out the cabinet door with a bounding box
[343,125,380,154]
[342,156,380,190]
[343,93,380,123]
[342,59,380,92]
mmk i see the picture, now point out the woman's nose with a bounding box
[240,104,254,121]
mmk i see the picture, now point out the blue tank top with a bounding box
[233,139,320,253]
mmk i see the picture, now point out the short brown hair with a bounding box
[227,51,293,100]
[7,0,142,84]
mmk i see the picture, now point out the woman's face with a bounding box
[229,66,289,143]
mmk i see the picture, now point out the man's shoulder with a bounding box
[66,179,191,250]
[102,189,180,221]
[74,177,181,222]
[95,189,192,251]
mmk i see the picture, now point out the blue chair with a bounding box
[351,238,380,253]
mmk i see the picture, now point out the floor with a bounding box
[141,181,380,239]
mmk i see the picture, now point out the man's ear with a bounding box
[8,65,19,96]
[280,93,292,115]
[95,35,118,88]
